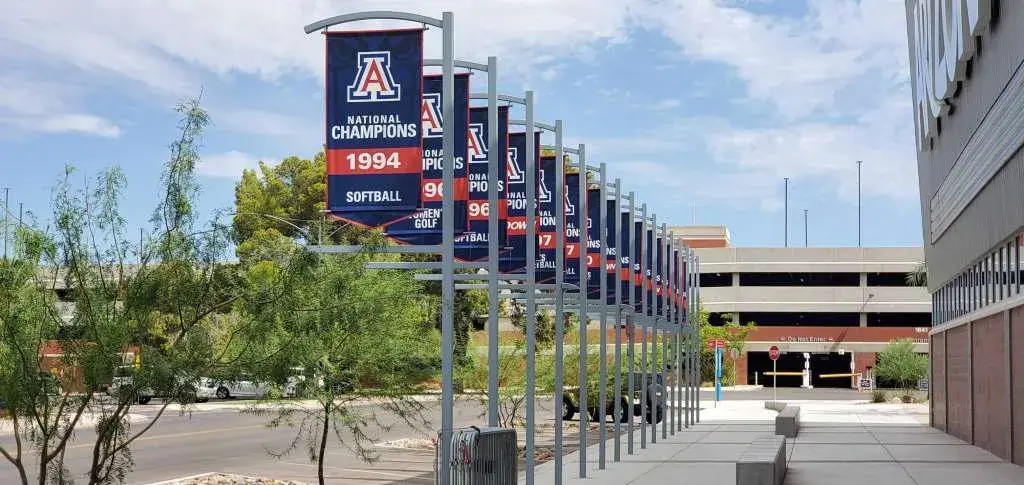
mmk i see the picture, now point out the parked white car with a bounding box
[204,375,272,400]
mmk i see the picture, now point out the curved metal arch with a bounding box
[472,93,526,105]
[303,11,443,34]
[511,119,556,132]
[424,58,489,72]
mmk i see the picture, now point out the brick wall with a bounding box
[932,301,1024,465]
[852,351,876,388]
[971,313,1009,459]
[945,325,972,443]
[1013,306,1024,466]
[932,332,947,431]
[735,353,748,385]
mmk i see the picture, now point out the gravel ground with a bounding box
[157,473,308,485]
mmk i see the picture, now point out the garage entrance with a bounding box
[747,350,804,388]
[810,352,853,388]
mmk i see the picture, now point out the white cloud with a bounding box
[0,0,641,95]
[198,150,274,178]
[215,108,312,138]
[0,75,122,138]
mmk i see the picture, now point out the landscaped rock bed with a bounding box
[159,473,307,485]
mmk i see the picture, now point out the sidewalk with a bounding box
[527,400,1024,485]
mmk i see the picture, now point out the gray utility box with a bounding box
[435,426,517,485]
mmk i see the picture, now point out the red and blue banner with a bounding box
[603,202,618,305]
[619,212,631,308]
[455,105,509,261]
[586,188,602,300]
[563,173,582,287]
[655,236,664,316]
[645,227,654,316]
[633,221,644,314]
[500,131,537,274]
[384,73,470,242]
[325,29,424,228]
[535,156,559,284]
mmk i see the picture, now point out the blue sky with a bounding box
[0,0,921,249]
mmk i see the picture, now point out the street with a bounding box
[0,388,871,484]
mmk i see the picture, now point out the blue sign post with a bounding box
[715,346,723,404]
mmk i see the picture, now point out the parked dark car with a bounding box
[562,372,665,424]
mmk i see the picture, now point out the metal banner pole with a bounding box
[661,224,668,440]
[597,162,608,469]
[612,178,623,462]
[685,249,693,429]
[486,56,500,429]
[650,212,658,444]
[553,120,565,485]
[639,204,648,449]
[626,193,636,455]
[676,242,683,432]
[440,12,456,485]
[524,90,537,485]
[577,144,589,478]
[668,235,676,436]
[695,251,702,423]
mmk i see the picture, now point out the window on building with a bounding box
[700,273,732,287]
[707,312,730,326]
[866,272,912,286]
[867,312,932,327]
[737,312,859,327]
[738,272,860,287]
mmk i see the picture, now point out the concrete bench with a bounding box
[763,400,786,412]
[736,435,787,485]
[774,405,800,438]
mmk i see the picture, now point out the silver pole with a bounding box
[439,12,456,485]
[612,178,623,462]
[626,193,635,455]
[687,248,694,429]
[857,160,862,247]
[675,242,682,433]
[577,144,589,478]
[661,224,668,440]
[639,204,648,449]
[486,56,500,429]
[647,213,655,442]
[784,177,789,247]
[684,246,690,429]
[553,119,565,485]
[597,162,608,469]
[804,209,808,247]
[3,187,8,260]
[524,90,537,485]
[695,253,701,423]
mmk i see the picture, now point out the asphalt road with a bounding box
[0,388,870,484]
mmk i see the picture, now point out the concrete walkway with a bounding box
[526,400,1024,485]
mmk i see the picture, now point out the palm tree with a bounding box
[906,262,927,287]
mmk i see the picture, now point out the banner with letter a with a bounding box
[455,105,510,262]
[500,131,537,274]
[563,172,582,288]
[602,200,617,305]
[619,212,631,308]
[633,221,644,314]
[585,188,602,300]
[383,73,470,243]
[325,28,423,228]
[535,156,559,284]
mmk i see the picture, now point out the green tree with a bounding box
[0,97,304,485]
[906,262,927,287]
[875,339,927,398]
[244,247,438,485]
[698,309,757,385]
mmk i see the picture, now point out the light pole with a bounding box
[783,178,789,247]
[857,160,862,247]
[804,209,808,247]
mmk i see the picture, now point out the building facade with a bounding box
[904,0,1024,465]
[670,230,931,388]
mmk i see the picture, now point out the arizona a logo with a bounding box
[347,51,401,102]
[467,123,487,163]
[563,186,576,216]
[421,93,443,138]
[537,170,552,203]
[507,147,525,184]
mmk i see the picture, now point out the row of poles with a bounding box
[300,11,702,485]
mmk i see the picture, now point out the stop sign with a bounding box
[769,346,781,361]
